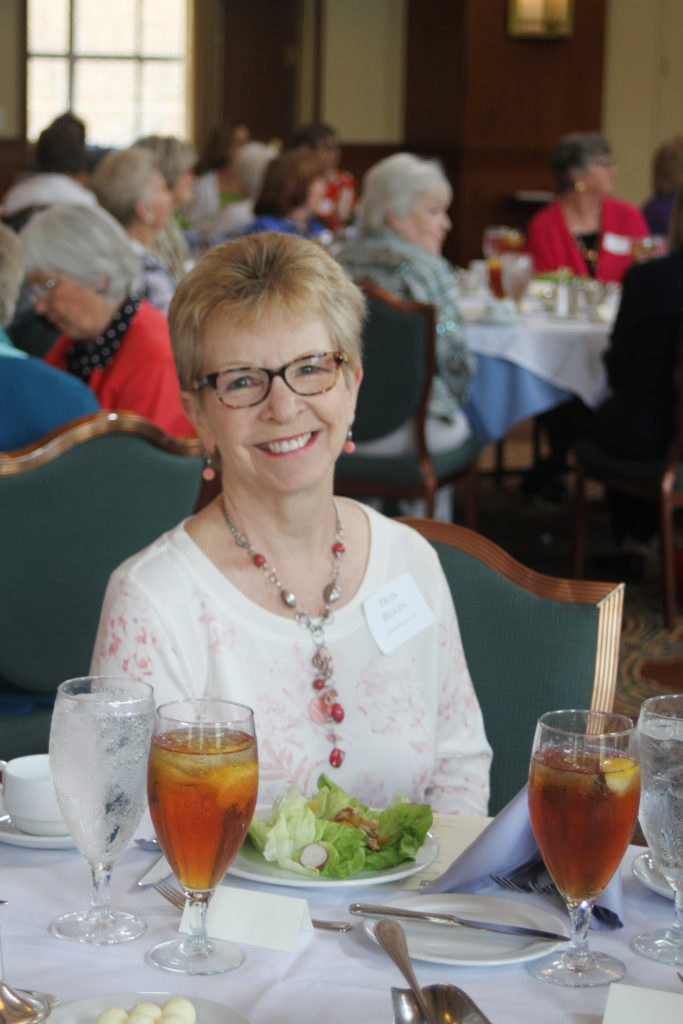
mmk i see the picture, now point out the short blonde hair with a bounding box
[133,135,197,190]
[90,147,162,227]
[0,222,23,327]
[169,232,365,390]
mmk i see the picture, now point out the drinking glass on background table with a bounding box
[501,252,534,307]
[146,699,258,975]
[527,709,640,987]
[482,225,525,259]
[486,258,506,301]
[49,676,155,944]
[632,693,683,966]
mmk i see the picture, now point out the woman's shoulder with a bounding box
[602,196,648,230]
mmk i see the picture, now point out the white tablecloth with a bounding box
[465,312,611,409]
[1,815,679,1023]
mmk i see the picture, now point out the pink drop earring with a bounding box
[202,451,216,481]
[343,429,355,455]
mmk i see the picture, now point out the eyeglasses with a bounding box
[29,275,64,300]
[192,351,348,408]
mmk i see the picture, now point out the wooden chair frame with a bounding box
[0,410,217,510]
[572,326,683,627]
[404,517,624,715]
[335,281,478,526]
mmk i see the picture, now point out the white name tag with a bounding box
[364,572,436,654]
[602,231,632,256]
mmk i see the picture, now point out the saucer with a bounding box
[0,813,75,849]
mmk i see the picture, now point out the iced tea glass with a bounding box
[528,709,640,987]
[146,700,258,975]
[632,693,683,966]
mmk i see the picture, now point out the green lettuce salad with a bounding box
[247,774,433,879]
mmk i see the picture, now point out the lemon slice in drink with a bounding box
[599,756,639,794]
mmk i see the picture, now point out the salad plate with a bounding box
[230,829,438,888]
[362,893,567,966]
[632,850,674,901]
[49,992,253,1023]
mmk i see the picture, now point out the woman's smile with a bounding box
[256,430,316,455]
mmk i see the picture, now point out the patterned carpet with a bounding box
[464,425,683,723]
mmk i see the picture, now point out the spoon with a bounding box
[0,983,51,1024]
[374,919,437,1024]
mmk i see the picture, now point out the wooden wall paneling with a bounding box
[222,0,300,144]
[0,140,29,201]
[403,0,607,267]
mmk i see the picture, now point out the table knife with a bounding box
[349,902,568,942]
[136,853,173,887]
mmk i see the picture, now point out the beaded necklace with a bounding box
[220,498,347,767]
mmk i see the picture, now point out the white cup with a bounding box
[0,753,68,836]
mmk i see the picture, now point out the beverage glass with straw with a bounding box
[632,693,683,966]
[146,699,258,975]
[49,676,155,944]
[527,709,640,987]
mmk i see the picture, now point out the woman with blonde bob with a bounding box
[90,146,175,312]
[91,231,491,813]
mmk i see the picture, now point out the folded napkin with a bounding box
[422,786,624,930]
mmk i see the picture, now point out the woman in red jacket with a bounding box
[526,132,648,284]
[20,203,194,438]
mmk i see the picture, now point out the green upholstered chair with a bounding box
[335,281,480,526]
[0,412,204,758]
[400,517,623,815]
[572,325,683,627]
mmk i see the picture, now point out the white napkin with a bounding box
[422,786,624,930]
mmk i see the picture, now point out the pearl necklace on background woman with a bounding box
[220,499,348,767]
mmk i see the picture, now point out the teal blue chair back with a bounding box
[401,518,623,814]
[0,413,203,757]
[336,282,479,523]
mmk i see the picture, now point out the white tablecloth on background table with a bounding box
[460,302,613,447]
[1,814,679,1023]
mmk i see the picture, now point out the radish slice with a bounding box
[299,842,328,869]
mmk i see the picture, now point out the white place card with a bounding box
[179,885,313,952]
[602,982,683,1024]
[364,572,436,654]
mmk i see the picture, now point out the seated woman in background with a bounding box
[580,186,683,579]
[189,121,250,228]
[133,134,198,281]
[90,147,176,314]
[289,120,357,235]
[0,221,98,451]
[20,204,194,438]
[206,141,279,241]
[526,132,648,284]
[90,232,491,814]
[335,153,475,461]
[641,134,683,237]
[238,150,327,240]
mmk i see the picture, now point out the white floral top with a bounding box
[91,503,491,814]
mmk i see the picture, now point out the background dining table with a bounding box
[1,811,679,1023]
[460,300,613,447]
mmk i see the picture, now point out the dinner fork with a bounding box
[152,879,352,932]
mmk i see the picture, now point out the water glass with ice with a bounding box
[48,676,155,944]
[632,693,683,966]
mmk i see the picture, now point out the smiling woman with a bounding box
[90,231,492,816]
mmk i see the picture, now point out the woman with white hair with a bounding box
[133,134,198,281]
[0,221,99,450]
[207,141,279,240]
[90,146,176,313]
[336,153,475,469]
[20,203,193,437]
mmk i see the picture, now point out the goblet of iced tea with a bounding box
[146,699,258,975]
[487,258,506,300]
[527,709,639,987]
